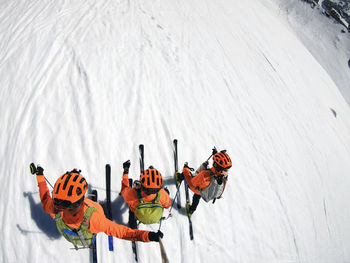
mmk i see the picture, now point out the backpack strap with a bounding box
[55,212,62,221]
[217,178,227,199]
[81,203,95,227]
[153,191,161,203]
[208,169,215,179]
[136,188,144,203]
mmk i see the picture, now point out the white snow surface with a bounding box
[1,0,350,262]
[271,0,350,106]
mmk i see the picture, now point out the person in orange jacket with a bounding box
[177,150,232,217]
[30,164,163,249]
[121,160,171,225]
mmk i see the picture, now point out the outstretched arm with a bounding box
[36,174,55,218]
[121,160,131,192]
[89,211,163,242]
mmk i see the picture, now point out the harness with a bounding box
[55,204,97,250]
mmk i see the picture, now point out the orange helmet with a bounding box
[213,151,232,172]
[140,167,163,194]
[53,169,87,209]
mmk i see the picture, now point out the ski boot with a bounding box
[175,172,184,185]
[186,202,194,218]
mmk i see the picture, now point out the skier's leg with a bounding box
[189,194,201,214]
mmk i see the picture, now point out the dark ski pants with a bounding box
[190,194,201,213]
[129,210,138,229]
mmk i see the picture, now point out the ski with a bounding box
[159,238,169,263]
[139,144,145,173]
[128,144,145,262]
[105,164,114,251]
[173,139,181,209]
[91,190,98,263]
[184,179,194,240]
[128,179,139,262]
[175,139,194,240]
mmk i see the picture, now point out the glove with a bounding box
[123,160,131,173]
[36,166,44,175]
[148,230,164,242]
[212,147,218,156]
[183,162,194,171]
[30,163,44,175]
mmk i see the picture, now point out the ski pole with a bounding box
[158,217,163,231]
[166,180,183,219]
[44,177,54,189]
[205,147,218,162]
[159,181,183,230]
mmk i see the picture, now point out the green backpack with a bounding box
[134,189,163,224]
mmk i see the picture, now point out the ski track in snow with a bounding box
[1,0,350,262]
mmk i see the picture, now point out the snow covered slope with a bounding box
[1,0,350,262]
[269,0,350,105]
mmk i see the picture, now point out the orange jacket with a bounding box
[36,175,150,242]
[183,166,219,195]
[121,173,171,212]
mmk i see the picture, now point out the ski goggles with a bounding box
[54,198,83,210]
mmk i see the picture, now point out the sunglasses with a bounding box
[142,187,161,195]
[213,162,230,172]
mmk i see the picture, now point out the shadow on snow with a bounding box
[22,191,61,239]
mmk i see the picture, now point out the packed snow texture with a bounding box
[1,0,350,262]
